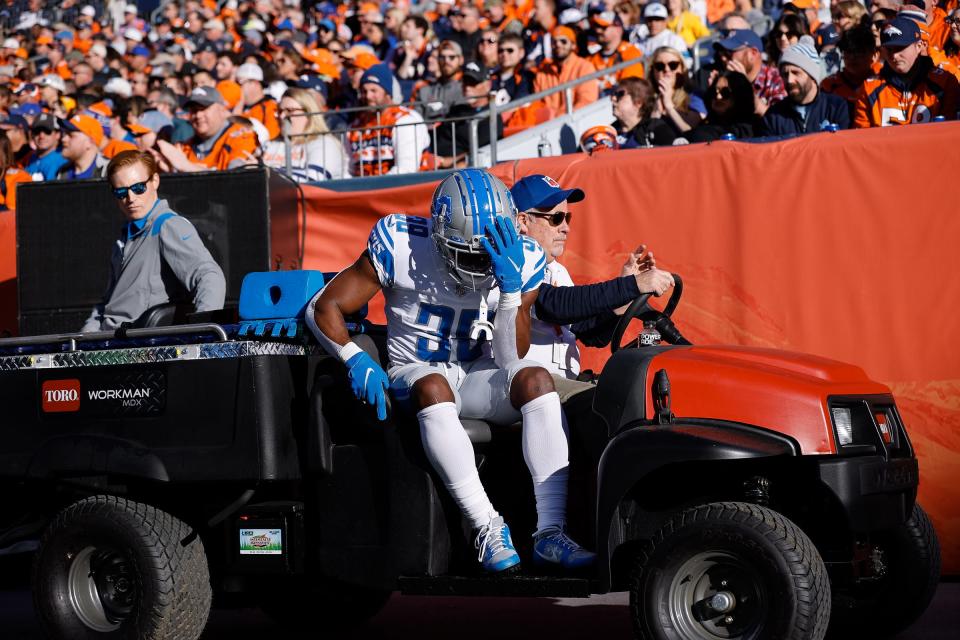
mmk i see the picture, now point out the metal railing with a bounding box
[276,55,647,178]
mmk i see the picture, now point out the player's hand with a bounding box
[636,269,675,297]
[344,350,390,421]
[480,215,524,294]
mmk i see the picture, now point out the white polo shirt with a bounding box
[528,261,581,379]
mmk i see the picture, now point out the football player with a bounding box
[307,168,595,573]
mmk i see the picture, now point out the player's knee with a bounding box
[412,374,456,409]
[510,365,555,407]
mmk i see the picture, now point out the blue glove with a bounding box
[480,215,524,294]
[344,350,390,421]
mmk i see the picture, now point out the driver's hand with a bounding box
[621,244,655,277]
[635,269,675,297]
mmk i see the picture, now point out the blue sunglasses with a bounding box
[112,180,149,199]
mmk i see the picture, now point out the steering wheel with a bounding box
[610,273,684,354]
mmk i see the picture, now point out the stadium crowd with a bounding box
[0,0,957,206]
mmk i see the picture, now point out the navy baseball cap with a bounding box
[0,113,29,131]
[880,16,922,48]
[715,29,763,52]
[296,73,329,100]
[511,174,585,212]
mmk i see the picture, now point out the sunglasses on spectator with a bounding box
[653,60,681,72]
[112,180,149,199]
[529,210,572,226]
[555,38,572,45]
[777,30,800,39]
[612,89,627,100]
[481,36,498,44]
[498,46,518,54]
[714,86,733,99]
[947,15,960,25]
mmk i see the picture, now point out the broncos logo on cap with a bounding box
[541,176,560,188]
[883,25,903,37]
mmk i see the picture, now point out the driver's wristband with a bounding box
[338,341,364,364]
[499,290,521,310]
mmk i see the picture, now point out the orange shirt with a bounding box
[0,168,31,211]
[533,54,599,112]
[821,72,865,109]
[707,0,735,26]
[180,123,260,170]
[243,97,281,141]
[588,41,644,91]
[853,63,960,127]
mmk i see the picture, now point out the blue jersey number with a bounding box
[415,304,485,362]
[395,215,429,238]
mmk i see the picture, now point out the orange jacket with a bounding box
[588,41,644,91]
[244,97,281,141]
[0,167,31,210]
[347,106,422,176]
[533,54,599,112]
[853,61,960,127]
[180,123,260,170]
[821,72,865,109]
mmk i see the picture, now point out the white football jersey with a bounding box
[528,261,581,378]
[367,214,546,368]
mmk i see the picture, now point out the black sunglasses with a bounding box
[112,180,149,199]
[653,60,681,72]
[612,89,627,100]
[714,86,733,99]
[498,46,518,54]
[529,210,572,226]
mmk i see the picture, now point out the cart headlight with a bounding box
[832,407,854,446]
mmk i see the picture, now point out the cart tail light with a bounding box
[874,411,893,444]
[832,407,854,445]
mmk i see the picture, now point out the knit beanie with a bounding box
[779,36,824,84]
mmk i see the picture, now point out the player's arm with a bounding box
[516,289,537,358]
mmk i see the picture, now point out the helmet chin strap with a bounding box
[470,294,495,343]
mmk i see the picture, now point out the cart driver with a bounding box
[80,150,226,332]
[307,168,595,574]
[511,174,674,382]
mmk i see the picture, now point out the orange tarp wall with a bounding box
[1,124,958,571]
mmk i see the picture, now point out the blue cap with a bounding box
[715,29,763,52]
[131,45,150,57]
[880,16,922,48]
[360,63,393,89]
[54,30,74,41]
[510,174,585,212]
[277,18,295,31]
[815,23,841,49]
[0,113,29,131]
[318,18,336,31]
[10,103,41,118]
[296,73,329,100]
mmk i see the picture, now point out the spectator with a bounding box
[449,4,483,61]
[80,150,225,332]
[0,114,31,165]
[533,26,599,114]
[833,1,869,33]
[36,74,67,115]
[348,64,428,176]
[484,0,523,34]
[636,3,689,57]
[237,63,281,140]
[666,0,711,47]
[0,131,31,210]
[714,29,786,115]
[815,23,843,77]
[25,113,65,181]
[154,86,260,171]
[430,61,502,168]
[476,28,500,69]
[524,0,560,65]
[493,32,535,103]
[393,15,433,97]
[57,113,108,179]
[611,77,677,147]
[589,10,646,92]
[147,87,194,143]
[262,88,347,182]
[822,25,879,119]
[413,40,465,120]
[936,9,960,70]
[767,14,808,65]
[854,16,960,126]
[216,51,241,82]
[648,46,706,135]
[761,37,850,135]
[614,1,644,44]
[685,71,760,142]
[783,0,822,33]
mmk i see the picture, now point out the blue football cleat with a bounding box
[474,516,521,573]
[533,527,596,570]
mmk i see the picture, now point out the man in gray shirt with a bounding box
[81,150,226,332]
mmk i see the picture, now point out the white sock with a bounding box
[520,392,569,535]
[418,402,498,530]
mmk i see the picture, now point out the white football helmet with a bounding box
[430,169,518,291]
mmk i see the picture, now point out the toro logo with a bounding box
[42,379,81,412]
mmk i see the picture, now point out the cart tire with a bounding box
[260,577,391,632]
[828,503,940,638]
[630,501,830,640]
[32,496,211,640]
